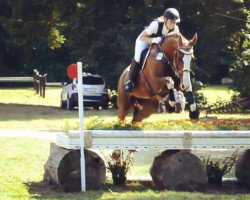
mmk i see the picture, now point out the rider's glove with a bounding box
[152,37,162,44]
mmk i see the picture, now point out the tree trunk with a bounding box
[150,150,207,191]
[235,149,250,189]
[44,143,106,192]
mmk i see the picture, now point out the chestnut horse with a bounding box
[117,32,200,123]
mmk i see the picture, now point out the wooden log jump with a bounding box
[43,130,250,192]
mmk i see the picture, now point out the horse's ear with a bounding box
[178,34,184,47]
[188,33,198,47]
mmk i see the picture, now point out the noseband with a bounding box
[173,47,194,76]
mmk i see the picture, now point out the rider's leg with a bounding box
[124,59,141,92]
[124,38,148,93]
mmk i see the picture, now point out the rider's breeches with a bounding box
[134,37,149,62]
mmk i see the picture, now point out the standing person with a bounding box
[124,8,181,93]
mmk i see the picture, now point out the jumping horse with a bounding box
[117,32,200,123]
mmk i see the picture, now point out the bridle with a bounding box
[141,36,194,95]
[173,47,194,77]
[157,42,195,91]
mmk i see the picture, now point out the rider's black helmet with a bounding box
[164,8,180,23]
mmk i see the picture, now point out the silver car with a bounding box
[61,73,109,110]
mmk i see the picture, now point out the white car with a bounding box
[61,73,109,110]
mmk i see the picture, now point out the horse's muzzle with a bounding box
[181,82,193,91]
[181,71,192,92]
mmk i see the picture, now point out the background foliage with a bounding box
[0,0,249,96]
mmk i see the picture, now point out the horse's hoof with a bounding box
[189,109,200,119]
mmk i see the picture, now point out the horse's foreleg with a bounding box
[185,91,200,119]
[164,77,176,112]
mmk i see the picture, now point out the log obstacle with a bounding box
[44,143,106,192]
[44,130,250,192]
[236,149,250,189]
[150,150,207,191]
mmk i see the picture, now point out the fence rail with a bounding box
[0,69,47,98]
[56,130,250,150]
[0,77,34,82]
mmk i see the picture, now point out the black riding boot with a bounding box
[124,59,140,93]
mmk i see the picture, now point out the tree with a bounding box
[230,1,250,98]
[0,0,249,89]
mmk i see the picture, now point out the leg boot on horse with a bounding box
[124,59,140,93]
[185,91,200,119]
[167,89,176,113]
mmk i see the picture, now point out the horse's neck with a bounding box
[161,39,178,62]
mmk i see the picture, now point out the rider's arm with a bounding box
[139,30,155,44]
[139,21,159,44]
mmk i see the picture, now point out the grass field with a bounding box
[0,138,250,200]
[1,137,249,200]
[201,85,237,104]
[0,85,249,130]
[0,86,250,199]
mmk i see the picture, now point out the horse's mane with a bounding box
[163,32,188,46]
[163,32,180,39]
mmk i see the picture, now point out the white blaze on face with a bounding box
[182,54,192,92]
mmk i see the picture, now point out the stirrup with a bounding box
[124,80,134,93]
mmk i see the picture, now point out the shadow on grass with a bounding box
[25,180,63,197]
[24,180,154,199]
[24,179,250,199]
[0,103,118,121]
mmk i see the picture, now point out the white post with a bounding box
[77,62,86,192]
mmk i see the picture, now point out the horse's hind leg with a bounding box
[118,105,130,123]
[117,92,132,123]
[132,99,159,123]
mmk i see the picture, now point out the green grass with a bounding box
[0,87,250,199]
[0,86,248,130]
[0,138,50,199]
[201,85,236,105]
[0,85,237,107]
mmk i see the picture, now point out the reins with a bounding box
[158,44,181,78]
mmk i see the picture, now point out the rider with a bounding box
[124,8,181,93]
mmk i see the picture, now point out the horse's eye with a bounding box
[177,55,183,61]
[177,52,183,60]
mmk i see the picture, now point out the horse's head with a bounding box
[161,33,197,92]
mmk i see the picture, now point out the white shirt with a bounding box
[145,19,179,36]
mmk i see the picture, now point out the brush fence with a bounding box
[56,130,250,150]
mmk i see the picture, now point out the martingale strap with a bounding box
[142,46,152,70]
[157,44,181,78]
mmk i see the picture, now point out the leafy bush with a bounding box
[201,150,238,185]
[105,150,135,186]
